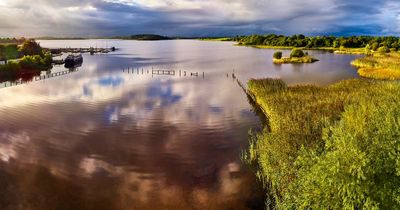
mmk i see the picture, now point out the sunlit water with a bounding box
[0,40,360,210]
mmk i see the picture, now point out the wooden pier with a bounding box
[47,47,116,55]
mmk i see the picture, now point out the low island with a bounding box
[272,48,318,64]
[124,34,171,41]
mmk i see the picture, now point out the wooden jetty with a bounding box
[47,47,116,55]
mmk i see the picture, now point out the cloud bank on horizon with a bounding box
[0,0,399,37]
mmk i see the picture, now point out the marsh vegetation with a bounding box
[244,78,400,209]
[352,52,400,80]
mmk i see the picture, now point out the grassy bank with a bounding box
[238,44,366,54]
[244,78,400,209]
[351,52,400,80]
[334,48,365,54]
[237,44,293,50]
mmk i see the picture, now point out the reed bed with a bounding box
[352,52,400,80]
[245,78,400,208]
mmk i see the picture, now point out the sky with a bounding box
[0,0,399,37]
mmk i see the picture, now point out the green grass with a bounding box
[273,56,318,64]
[244,78,400,209]
[351,52,400,80]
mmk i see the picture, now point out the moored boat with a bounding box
[64,54,83,68]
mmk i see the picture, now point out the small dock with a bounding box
[47,47,116,55]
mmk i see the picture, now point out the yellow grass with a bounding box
[351,52,400,80]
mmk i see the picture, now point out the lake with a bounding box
[0,40,360,210]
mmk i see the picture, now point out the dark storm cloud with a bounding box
[0,0,398,37]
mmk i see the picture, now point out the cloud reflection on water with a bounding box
[0,40,361,209]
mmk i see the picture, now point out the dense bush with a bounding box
[273,51,282,59]
[19,39,44,56]
[0,61,20,72]
[19,53,52,70]
[290,48,305,58]
[378,46,390,54]
[0,44,20,63]
[0,53,52,72]
[293,85,400,209]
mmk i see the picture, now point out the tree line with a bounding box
[234,34,400,50]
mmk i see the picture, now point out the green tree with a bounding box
[19,39,43,56]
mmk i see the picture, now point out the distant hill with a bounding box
[126,34,171,41]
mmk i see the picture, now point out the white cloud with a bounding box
[0,0,396,37]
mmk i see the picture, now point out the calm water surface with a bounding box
[0,40,360,210]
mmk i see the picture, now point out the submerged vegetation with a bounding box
[273,49,318,64]
[244,78,400,209]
